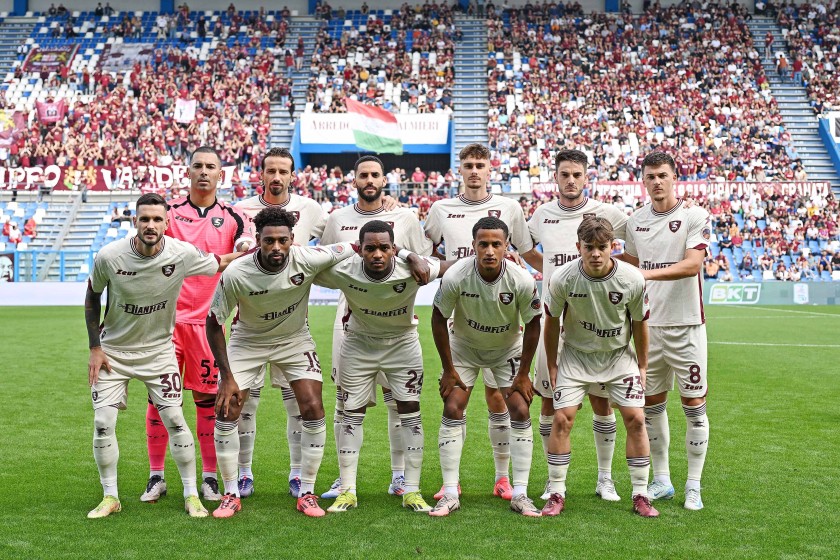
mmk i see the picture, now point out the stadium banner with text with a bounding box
[22,45,78,72]
[99,43,154,72]
[35,99,67,123]
[828,111,840,142]
[300,113,449,145]
[0,165,240,191]
[531,181,832,200]
[703,281,840,305]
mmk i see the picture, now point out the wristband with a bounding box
[397,249,415,260]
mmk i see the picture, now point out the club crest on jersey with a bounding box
[608,291,623,304]
[488,210,501,218]
[211,217,224,228]
[393,282,407,293]
[162,264,175,277]
[290,273,304,286]
[91,390,98,402]
[499,292,514,305]
[669,220,682,232]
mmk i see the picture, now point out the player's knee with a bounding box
[297,398,325,420]
[540,396,555,416]
[553,412,575,435]
[681,395,705,408]
[506,400,530,422]
[395,400,419,415]
[442,400,464,420]
[93,406,118,435]
[622,411,646,435]
[158,405,190,434]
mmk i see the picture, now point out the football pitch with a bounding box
[1,304,838,559]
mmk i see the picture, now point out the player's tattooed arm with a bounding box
[432,306,466,398]
[85,284,111,385]
[507,315,541,404]
[206,313,246,420]
[631,319,649,390]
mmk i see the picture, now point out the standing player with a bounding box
[529,149,630,501]
[206,207,355,518]
[424,143,542,501]
[142,146,253,505]
[234,147,329,498]
[315,221,451,514]
[623,152,711,511]
[319,155,432,499]
[541,217,657,518]
[430,217,543,517]
[85,193,238,518]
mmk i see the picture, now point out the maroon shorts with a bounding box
[173,322,220,393]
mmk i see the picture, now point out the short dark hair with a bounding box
[253,206,297,233]
[459,143,491,161]
[191,145,222,165]
[642,151,677,173]
[472,216,509,240]
[577,216,614,244]
[555,149,588,170]
[359,219,394,243]
[136,193,168,212]
[354,155,385,174]
[262,147,295,170]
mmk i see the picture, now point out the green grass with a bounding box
[1,304,839,559]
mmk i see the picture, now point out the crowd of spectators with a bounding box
[485,1,801,185]
[773,0,839,115]
[305,2,458,114]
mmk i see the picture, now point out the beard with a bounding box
[357,184,383,203]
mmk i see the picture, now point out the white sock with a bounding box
[282,387,302,476]
[644,401,671,485]
[214,419,240,497]
[300,417,326,495]
[509,419,533,493]
[684,402,709,488]
[399,411,423,493]
[338,411,364,492]
[149,470,164,479]
[546,452,570,495]
[438,416,465,491]
[539,414,553,458]
[159,406,198,498]
[236,387,261,478]
[627,456,651,497]
[384,394,405,474]
[333,389,344,460]
[488,410,511,480]
[93,406,119,499]
[592,413,617,481]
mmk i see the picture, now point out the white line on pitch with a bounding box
[709,341,840,348]
[711,315,809,319]
[733,305,840,318]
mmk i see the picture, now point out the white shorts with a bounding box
[91,345,181,410]
[339,331,423,410]
[533,317,608,400]
[450,337,522,390]
[228,334,322,391]
[553,345,644,410]
[646,325,708,398]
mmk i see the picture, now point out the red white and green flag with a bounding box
[345,98,403,155]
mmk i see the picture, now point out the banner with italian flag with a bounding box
[345,98,403,155]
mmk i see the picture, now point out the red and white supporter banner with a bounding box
[531,181,832,200]
[99,43,154,72]
[0,165,239,192]
[35,100,68,124]
[22,45,78,72]
[173,99,197,124]
[300,113,449,145]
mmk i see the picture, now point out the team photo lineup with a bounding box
[85,143,710,521]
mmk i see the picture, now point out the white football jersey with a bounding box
[624,200,710,326]
[434,257,541,351]
[90,236,219,349]
[544,259,648,353]
[424,193,534,260]
[236,193,328,243]
[316,255,441,337]
[209,242,354,345]
[528,198,628,284]
[320,204,432,255]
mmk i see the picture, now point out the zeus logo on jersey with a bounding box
[568,292,588,298]
[460,291,479,298]
[447,214,465,219]
[116,269,137,276]
[466,319,511,333]
[579,321,622,337]
[175,215,193,223]
[119,300,168,315]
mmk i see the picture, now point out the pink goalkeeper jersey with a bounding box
[166,196,253,324]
